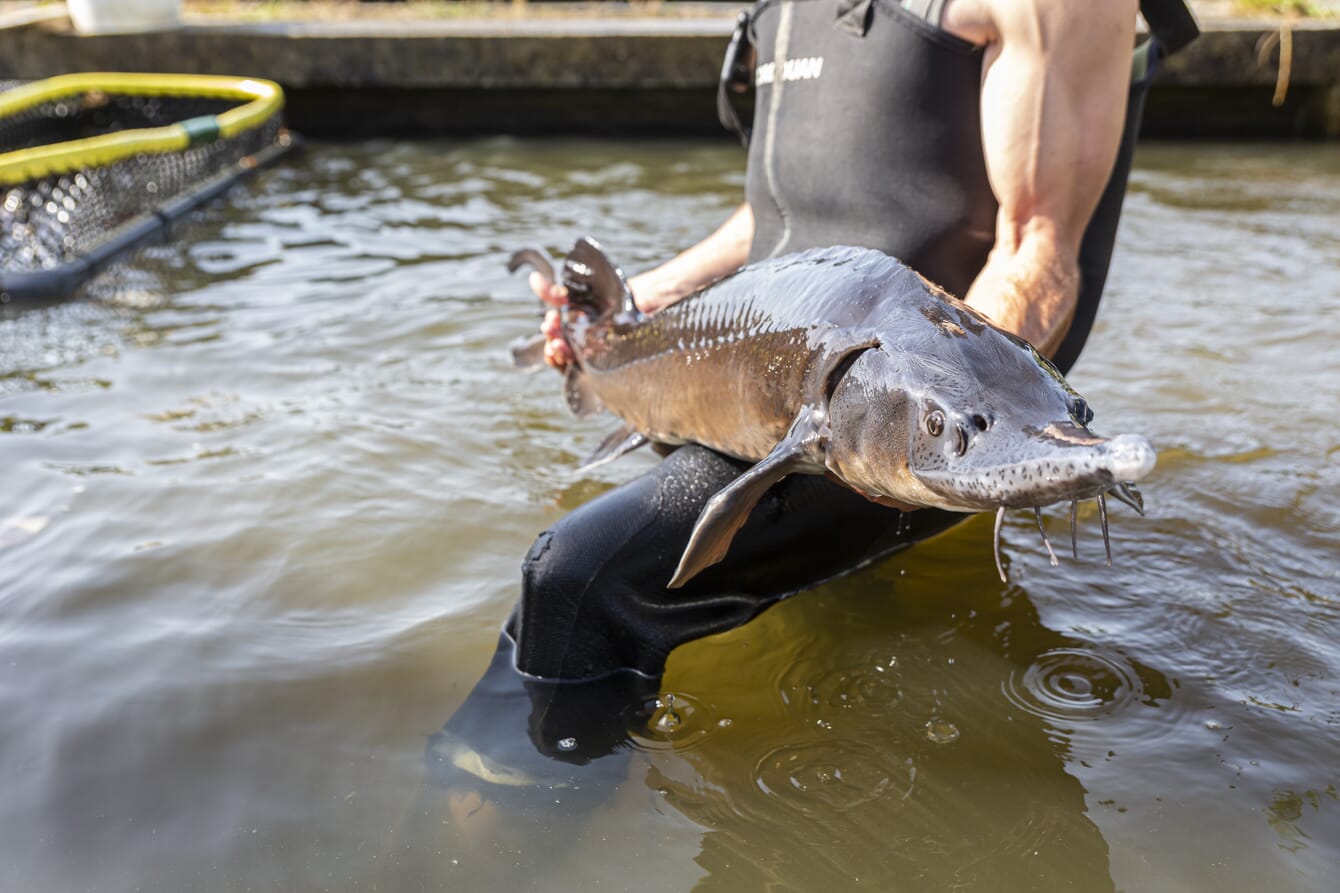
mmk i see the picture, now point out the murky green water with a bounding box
[1,139,1337,892]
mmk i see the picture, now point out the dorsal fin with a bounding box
[562,237,632,321]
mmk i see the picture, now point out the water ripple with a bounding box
[1002,646,1144,726]
[751,739,913,813]
[628,690,728,754]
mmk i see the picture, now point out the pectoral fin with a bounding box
[668,406,830,589]
[577,424,649,471]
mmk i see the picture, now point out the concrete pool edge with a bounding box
[1,4,1337,139]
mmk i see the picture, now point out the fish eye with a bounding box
[925,410,945,437]
[1072,398,1094,425]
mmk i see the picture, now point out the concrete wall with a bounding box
[0,12,1336,138]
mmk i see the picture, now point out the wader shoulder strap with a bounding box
[718,0,1199,146]
[1140,0,1200,55]
[717,10,756,147]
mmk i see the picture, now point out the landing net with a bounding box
[0,73,295,303]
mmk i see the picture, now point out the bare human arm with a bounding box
[944,0,1138,358]
[628,202,755,313]
[535,203,754,370]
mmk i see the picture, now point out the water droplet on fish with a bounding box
[717,718,733,728]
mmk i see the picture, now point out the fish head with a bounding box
[825,326,1155,513]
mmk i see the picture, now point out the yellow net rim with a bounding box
[0,73,285,187]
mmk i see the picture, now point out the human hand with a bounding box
[530,272,574,372]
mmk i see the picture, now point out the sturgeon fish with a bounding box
[509,238,1155,588]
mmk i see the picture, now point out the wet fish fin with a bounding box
[577,424,650,472]
[507,246,558,283]
[509,333,547,370]
[563,368,604,417]
[562,237,634,321]
[668,406,830,589]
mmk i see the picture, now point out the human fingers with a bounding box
[543,338,574,372]
[541,309,574,371]
[529,271,569,308]
[541,308,563,340]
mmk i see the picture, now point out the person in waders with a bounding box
[430,0,1200,808]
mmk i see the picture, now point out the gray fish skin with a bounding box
[570,247,910,460]
[513,241,1156,584]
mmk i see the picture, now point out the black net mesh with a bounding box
[1,85,286,282]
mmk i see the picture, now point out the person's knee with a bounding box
[514,528,569,648]
[521,528,558,592]
[513,521,616,669]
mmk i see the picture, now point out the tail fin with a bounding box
[562,237,633,321]
[507,246,557,283]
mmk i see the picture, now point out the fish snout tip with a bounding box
[1105,434,1156,482]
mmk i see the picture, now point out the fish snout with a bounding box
[909,421,1158,512]
[989,427,1157,508]
[1102,433,1157,483]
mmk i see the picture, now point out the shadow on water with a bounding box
[413,515,1173,892]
